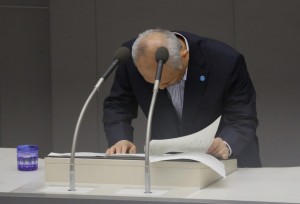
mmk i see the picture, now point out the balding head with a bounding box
[132,29,182,69]
[137,32,167,54]
[131,29,189,89]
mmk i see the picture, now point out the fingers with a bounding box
[207,137,230,160]
[217,148,229,160]
[129,145,137,154]
[207,138,219,154]
[105,148,110,155]
[106,140,137,155]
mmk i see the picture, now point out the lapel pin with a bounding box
[200,75,206,82]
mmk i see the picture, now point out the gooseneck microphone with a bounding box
[69,47,130,191]
[100,47,131,80]
[154,47,169,81]
[144,47,169,194]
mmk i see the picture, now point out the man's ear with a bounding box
[181,50,189,67]
[181,49,189,58]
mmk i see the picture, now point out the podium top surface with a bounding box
[1,148,300,204]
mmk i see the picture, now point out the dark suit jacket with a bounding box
[103,31,262,167]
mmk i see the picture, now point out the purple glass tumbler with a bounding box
[17,145,39,171]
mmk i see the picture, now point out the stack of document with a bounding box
[48,116,226,177]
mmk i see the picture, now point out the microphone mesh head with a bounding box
[113,47,131,63]
[155,47,169,63]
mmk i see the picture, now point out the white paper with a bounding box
[47,152,144,158]
[47,116,225,178]
[48,152,106,157]
[109,153,145,158]
[148,116,225,178]
[150,152,225,178]
[149,116,221,156]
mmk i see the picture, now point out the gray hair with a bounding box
[132,29,182,69]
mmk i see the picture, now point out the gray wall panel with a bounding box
[95,0,234,152]
[235,0,300,166]
[50,0,99,153]
[0,7,51,157]
[2,0,300,166]
[0,0,48,7]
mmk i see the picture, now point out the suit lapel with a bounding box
[181,51,207,135]
[135,69,181,139]
[153,89,181,138]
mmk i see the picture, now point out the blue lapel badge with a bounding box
[200,75,206,82]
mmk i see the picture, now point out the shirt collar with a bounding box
[172,32,190,51]
[173,32,189,81]
[182,68,187,81]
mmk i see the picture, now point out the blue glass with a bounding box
[17,145,39,171]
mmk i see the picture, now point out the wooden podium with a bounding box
[45,156,237,188]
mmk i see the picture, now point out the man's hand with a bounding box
[207,137,230,160]
[106,140,137,155]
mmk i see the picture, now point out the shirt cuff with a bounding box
[223,141,232,156]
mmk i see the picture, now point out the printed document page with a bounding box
[149,116,225,177]
[48,116,225,177]
[149,116,221,156]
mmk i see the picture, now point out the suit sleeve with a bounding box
[103,61,138,147]
[218,54,259,157]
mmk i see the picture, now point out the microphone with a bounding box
[101,47,131,80]
[69,47,130,191]
[154,47,169,81]
[144,47,169,194]
[95,47,130,86]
